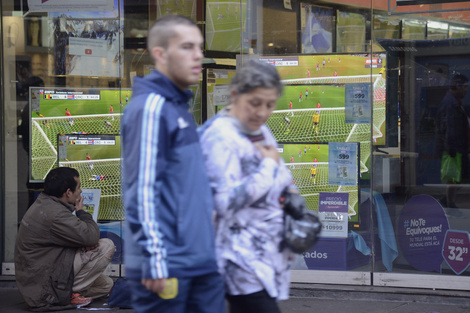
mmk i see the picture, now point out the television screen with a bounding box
[336,10,367,53]
[278,142,360,224]
[29,87,130,183]
[449,25,470,39]
[402,19,426,40]
[58,134,123,220]
[48,0,123,77]
[300,3,334,53]
[427,21,449,40]
[155,0,197,20]
[205,0,247,52]
[257,53,387,176]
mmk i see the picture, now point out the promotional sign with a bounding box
[398,195,449,272]
[81,189,101,222]
[442,230,470,275]
[318,192,349,238]
[345,82,371,124]
[328,142,358,186]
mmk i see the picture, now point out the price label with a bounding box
[442,230,470,275]
[345,82,371,124]
[323,224,344,231]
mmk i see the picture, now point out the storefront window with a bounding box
[2,0,470,289]
[372,1,470,287]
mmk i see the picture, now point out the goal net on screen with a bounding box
[285,162,358,217]
[268,74,386,173]
[59,158,124,220]
[31,113,121,180]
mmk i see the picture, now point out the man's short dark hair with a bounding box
[450,74,469,90]
[44,167,80,198]
[147,15,198,51]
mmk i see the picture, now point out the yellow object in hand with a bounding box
[158,278,178,299]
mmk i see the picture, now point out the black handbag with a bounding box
[280,189,322,254]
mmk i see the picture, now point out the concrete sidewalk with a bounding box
[1,281,470,313]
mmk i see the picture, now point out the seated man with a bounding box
[15,167,115,311]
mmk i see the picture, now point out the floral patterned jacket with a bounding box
[199,113,294,300]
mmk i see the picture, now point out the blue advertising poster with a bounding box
[318,192,349,238]
[345,83,371,124]
[328,142,358,186]
[398,195,449,273]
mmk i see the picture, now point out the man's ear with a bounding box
[151,46,166,67]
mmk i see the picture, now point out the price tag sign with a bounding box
[442,230,470,275]
[318,192,349,238]
[328,142,358,186]
[345,82,371,124]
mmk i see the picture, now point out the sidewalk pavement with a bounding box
[1,280,470,313]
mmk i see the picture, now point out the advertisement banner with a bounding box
[397,195,449,272]
[318,192,349,238]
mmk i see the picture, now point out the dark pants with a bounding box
[128,272,225,313]
[226,290,281,313]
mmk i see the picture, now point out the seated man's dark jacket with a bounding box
[15,192,100,311]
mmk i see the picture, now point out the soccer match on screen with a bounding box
[29,88,130,219]
[262,53,386,179]
[278,142,359,221]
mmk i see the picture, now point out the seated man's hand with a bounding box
[75,196,84,211]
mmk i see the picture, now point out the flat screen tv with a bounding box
[29,86,129,183]
[278,142,361,227]
[253,53,387,177]
[57,133,123,220]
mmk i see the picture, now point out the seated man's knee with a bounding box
[98,238,116,258]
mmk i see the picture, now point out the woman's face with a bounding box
[230,87,279,131]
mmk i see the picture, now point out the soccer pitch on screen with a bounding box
[156,0,197,20]
[261,53,386,174]
[279,143,359,222]
[206,0,247,52]
[29,87,131,182]
[58,134,123,220]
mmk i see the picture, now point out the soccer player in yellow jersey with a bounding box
[311,166,317,184]
[313,112,320,134]
[36,111,50,128]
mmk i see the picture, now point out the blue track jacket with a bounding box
[121,70,217,280]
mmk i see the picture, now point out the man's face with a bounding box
[66,177,82,205]
[159,24,203,90]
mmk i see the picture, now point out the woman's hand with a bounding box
[256,144,280,163]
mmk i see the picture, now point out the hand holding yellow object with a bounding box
[158,278,178,299]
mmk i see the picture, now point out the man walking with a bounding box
[121,15,225,313]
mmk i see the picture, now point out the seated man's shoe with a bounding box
[71,293,92,307]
